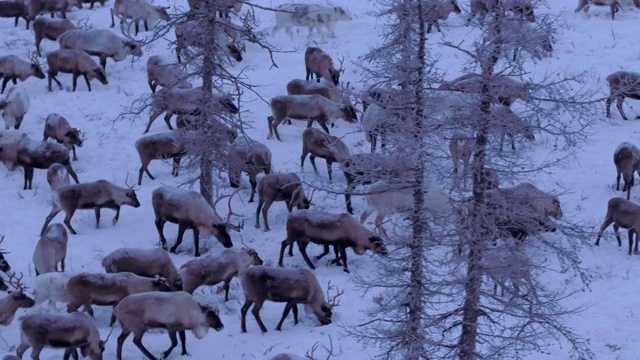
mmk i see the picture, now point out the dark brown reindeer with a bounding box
[255,173,313,231]
[240,266,343,333]
[278,209,388,273]
[151,186,244,257]
[304,47,344,85]
[614,142,640,200]
[40,178,141,235]
[301,127,351,181]
[595,197,640,255]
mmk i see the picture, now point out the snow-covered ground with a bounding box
[1,0,640,359]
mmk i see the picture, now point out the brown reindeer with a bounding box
[240,266,343,333]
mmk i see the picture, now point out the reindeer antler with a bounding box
[305,342,320,360]
[212,188,244,232]
[124,173,140,191]
[337,56,345,74]
[27,50,40,67]
[7,272,26,292]
[305,336,336,360]
[325,281,344,308]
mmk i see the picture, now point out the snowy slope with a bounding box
[0,0,639,359]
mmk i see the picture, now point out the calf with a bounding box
[255,173,312,231]
[278,209,388,273]
[43,113,83,161]
[614,142,640,200]
[46,163,71,190]
[228,139,272,202]
[40,179,140,235]
[240,266,343,333]
[179,248,263,299]
[33,223,68,275]
[0,85,29,129]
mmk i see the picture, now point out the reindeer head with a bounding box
[368,236,388,256]
[243,247,264,266]
[211,188,245,249]
[218,94,239,114]
[91,66,108,85]
[6,272,35,308]
[124,41,143,57]
[287,184,313,210]
[124,175,141,208]
[226,43,243,62]
[65,128,83,147]
[312,281,344,326]
[151,275,172,292]
[199,304,224,331]
[28,51,45,79]
[155,6,171,22]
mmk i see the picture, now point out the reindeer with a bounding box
[58,29,143,72]
[102,247,183,291]
[595,197,640,255]
[0,53,45,94]
[301,127,350,182]
[0,272,35,326]
[227,139,272,202]
[0,136,80,190]
[33,17,77,57]
[255,173,313,231]
[151,186,244,257]
[33,223,68,275]
[0,1,30,30]
[110,0,170,36]
[614,142,640,200]
[40,179,141,235]
[16,312,106,360]
[304,47,344,86]
[606,71,640,120]
[267,95,358,141]
[179,248,263,299]
[113,291,223,360]
[134,129,196,185]
[46,49,108,92]
[240,266,343,333]
[43,113,83,161]
[278,209,388,273]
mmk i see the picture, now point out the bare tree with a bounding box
[348,1,599,359]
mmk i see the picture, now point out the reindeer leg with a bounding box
[163,112,174,130]
[613,224,622,247]
[41,207,62,236]
[63,208,78,235]
[170,223,188,254]
[248,173,257,202]
[278,239,292,266]
[71,73,79,92]
[155,217,168,250]
[617,97,628,120]
[179,330,187,356]
[61,256,65,272]
[309,155,319,174]
[161,331,179,359]
[0,77,8,93]
[83,74,91,92]
[339,246,350,273]
[275,301,296,331]
[193,228,201,257]
[16,343,31,359]
[314,245,330,261]
[251,300,268,333]
[298,241,316,270]
[94,207,101,229]
[132,331,158,360]
[223,279,231,301]
[629,229,635,255]
[240,299,254,333]
[326,159,334,181]
[116,329,131,360]
[112,205,121,225]
[261,200,274,232]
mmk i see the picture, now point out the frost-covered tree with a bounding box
[348,0,600,359]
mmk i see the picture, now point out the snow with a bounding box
[1,0,640,359]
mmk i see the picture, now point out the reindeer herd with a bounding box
[0,0,638,359]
